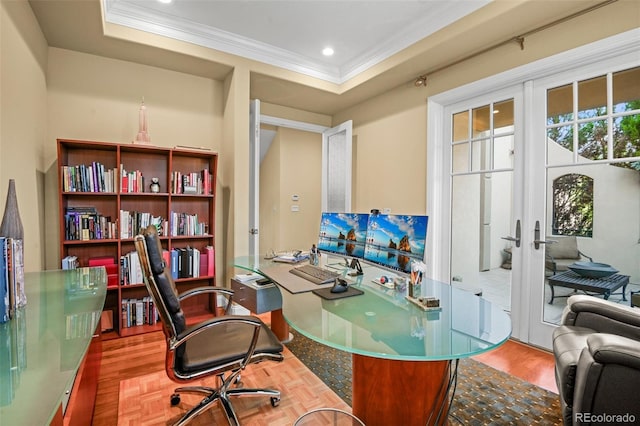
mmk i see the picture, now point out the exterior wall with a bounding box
[0,0,48,272]
[44,47,224,269]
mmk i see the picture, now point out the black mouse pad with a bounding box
[312,286,364,300]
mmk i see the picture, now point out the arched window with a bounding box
[552,173,593,237]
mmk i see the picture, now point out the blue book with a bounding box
[0,238,8,323]
[170,249,179,280]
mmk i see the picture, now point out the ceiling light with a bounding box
[158,0,172,3]
[322,47,334,56]
[414,75,427,87]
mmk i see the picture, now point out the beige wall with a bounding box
[0,0,48,272]
[259,131,281,253]
[335,0,640,216]
[44,48,224,269]
[259,127,322,252]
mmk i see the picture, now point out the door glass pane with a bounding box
[577,119,607,161]
[614,114,640,159]
[578,76,607,119]
[453,111,469,142]
[543,161,640,325]
[547,84,573,124]
[494,99,514,135]
[472,105,491,137]
[613,66,640,111]
[494,136,514,169]
[471,139,489,171]
[451,172,513,312]
[452,143,469,173]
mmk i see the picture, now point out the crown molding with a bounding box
[102,0,489,85]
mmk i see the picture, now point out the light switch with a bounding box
[291,205,300,212]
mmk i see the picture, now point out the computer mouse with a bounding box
[330,278,349,293]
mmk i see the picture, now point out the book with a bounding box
[205,246,214,276]
[170,249,179,280]
[0,238,8,323]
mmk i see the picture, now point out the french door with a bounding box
[429,29,639,349]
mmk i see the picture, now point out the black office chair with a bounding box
[134,225,284,426]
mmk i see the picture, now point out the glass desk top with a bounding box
[0,267,107,425]
[234,256,512,361]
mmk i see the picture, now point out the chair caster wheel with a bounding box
[270,396,280,407]
[170,393,181,406]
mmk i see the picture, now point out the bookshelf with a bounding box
[57,139,217,338]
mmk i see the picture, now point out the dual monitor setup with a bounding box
[316,211,429,276]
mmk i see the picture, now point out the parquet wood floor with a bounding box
[95,322,556,425]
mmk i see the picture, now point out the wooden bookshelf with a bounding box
[57,139,217,338]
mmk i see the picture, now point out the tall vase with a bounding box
[0,179,24,239]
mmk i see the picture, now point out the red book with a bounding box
[88,256,116,267]
[199,253,208,277]
[205,246,214,276]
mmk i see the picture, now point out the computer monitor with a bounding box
[317,212,369,262]
[364,214,429,274]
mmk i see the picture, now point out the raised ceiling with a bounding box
[29,0,612,115]
[102,0,490,84]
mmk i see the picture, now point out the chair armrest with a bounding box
[587,333,640,369]
[179,286,234,314]
[578,250,593,262]
[563,295,640,339]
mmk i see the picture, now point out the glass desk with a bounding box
[234,256,512,426]
[0,267,107,425]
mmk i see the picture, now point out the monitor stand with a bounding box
[348,258,364,276]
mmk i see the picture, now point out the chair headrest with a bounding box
[143,225,166,275]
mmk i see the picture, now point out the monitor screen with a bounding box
[364,214,429,273]
[317,212,369,259]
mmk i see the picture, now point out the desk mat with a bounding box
[312,287,364,300]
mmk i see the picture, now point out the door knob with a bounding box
[533,220,554,249]
[501,219,521,248]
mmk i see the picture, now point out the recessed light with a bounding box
[158,0,172,3]
[322,47,334,56]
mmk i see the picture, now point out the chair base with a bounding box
[171,379,281,426]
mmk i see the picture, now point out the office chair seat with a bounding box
[134,225,284,426]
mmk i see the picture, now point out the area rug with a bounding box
[285,329,563,425]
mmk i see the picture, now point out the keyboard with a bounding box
[289,264,340,284]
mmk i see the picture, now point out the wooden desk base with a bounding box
[352,355,450,426]
[269,309,290,342]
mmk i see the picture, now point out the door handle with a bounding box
[532,220,555,249]
[501,219,521,248]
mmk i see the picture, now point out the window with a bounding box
[552,173,593,237]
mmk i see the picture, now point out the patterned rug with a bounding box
[285,329,562,425]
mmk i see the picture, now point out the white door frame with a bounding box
[427,28,640,347]
[248,104,330,257]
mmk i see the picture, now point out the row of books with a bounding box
[171,169,213,195]
[120,165,146,193]
[120,245,214,285]
[121,296,158,328]
[64,207,117,241]
[61,162,118,193]
[0,238,25,323]
[60,163,213,196]
[168,246,215,279]
[169,211,208,236]
[119,210,166,239]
